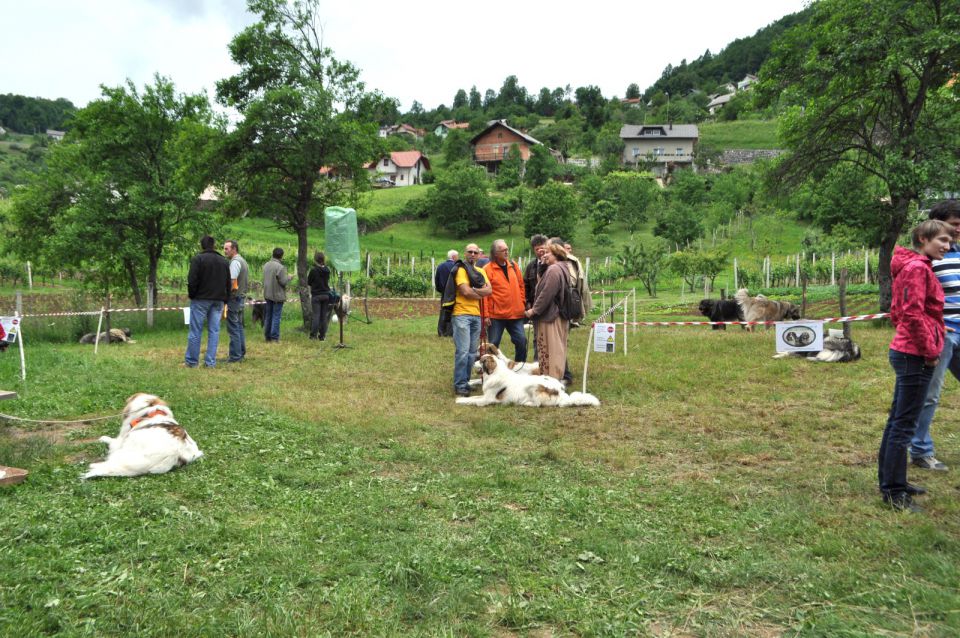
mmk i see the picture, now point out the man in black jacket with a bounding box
[523,234,548,359]
[184,235,231,368]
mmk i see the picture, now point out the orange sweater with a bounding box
[483,260,527,319]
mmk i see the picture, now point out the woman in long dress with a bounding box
[524,243,570,381]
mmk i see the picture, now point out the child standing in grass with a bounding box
[879,220,952,512]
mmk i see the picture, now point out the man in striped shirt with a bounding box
[912,199,960,472]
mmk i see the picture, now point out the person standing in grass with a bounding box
[184,235,231,368]
[262,247,295,342]
[307,251,332,341]
[879,219,952,512]
[911,200,960,472]
[223,239,249,363]
[435,249,458,337]
[443,242,491,397]
[524,243,571,381]
[483,239,527,363]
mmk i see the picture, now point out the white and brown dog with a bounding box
[82,393,203,479]
[735,288,801,331]
[458,355,600,408]
[470,343,541,388]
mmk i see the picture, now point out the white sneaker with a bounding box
[912,456,949,471]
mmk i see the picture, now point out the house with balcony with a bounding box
[470,120,543,173]
[365,150,431,186]
[620,124,698,176]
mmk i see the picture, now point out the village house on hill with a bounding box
[619,124,698,177]
[365,150,430,186]
[433,120,469,138]
[470,120,544,174]
[378,123,426,140]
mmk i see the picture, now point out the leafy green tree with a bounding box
[668,169,708,206]
[574,85,607,129]
[590,199,617,235]
[625,83,641,100]
[522,181,578,240]
[603,171,659,232]
[523,144,557,187]
[757,0,960,310]
[443,128,473,165]
[425,164,496,237]
[619,239,668,296]
[217,0,383,325]
[496,144,522,190]
[468,86,482,110]
[452,89,468,109]
[9,76,218,305]
[653,201,703,247]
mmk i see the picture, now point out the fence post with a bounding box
[623,296,628,355]
[15,310,26,380]
[16,291,22,317]
[831,252,836,286]
[366,252,371,278]
[26,261,32,290]
[585,256,590,285]
[94,306,105,355]
[839,268,850,340]
[147,283,154,328]
[632,287,637,334]
[795,253,800,287]
[410,256,415,275]
[864,249,869,284]
[733,257,738,290]
[386,256,391,276]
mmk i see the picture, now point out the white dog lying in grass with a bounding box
[83,393,203,479]
[458,355,599,407]
[469,342,541,388]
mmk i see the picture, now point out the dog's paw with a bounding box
[98,436,115,445]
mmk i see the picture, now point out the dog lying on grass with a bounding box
[79,328,135,344]
[469,343,541,388]
[735,288,801,330]
[458,355,599,407]
[773,329,862,363]
[82,393,203,479]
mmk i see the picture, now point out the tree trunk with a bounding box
[125,258,143,306]
[877,197,911,313]
[295,217,312,330]
[148,252,160,307]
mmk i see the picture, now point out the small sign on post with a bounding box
[775,321,824,353]
[593,322,616,353]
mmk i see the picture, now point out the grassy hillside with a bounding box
[699,119,780,150]
[0,132,48,195]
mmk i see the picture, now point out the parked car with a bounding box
[374,177,396,188]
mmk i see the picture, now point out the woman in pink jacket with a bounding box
[879,220,952,512]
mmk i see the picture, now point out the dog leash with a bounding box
[0,411,124,425]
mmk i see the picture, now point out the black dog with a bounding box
[250,302,265,327]
[698,298,744,330]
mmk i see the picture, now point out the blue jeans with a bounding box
[263,300,283,341]
[488,318,527,363]
[452,314,481,392]
[185,299,223,367]
[912,330,960,458]
[226,296,246,361]
[879,350,935,498]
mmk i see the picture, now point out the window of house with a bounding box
[653,147,664,156]
[497,133,502,139]
[632,147,640,157]
[677,147,684,156]
[399,174,404,181]
[382,159,389,166]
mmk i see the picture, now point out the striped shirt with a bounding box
[932,244,960,332]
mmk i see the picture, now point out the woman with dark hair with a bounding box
[524,243,570,381]
[307,251,332,340]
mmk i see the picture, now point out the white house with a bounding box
[620,124,699,176]
[365,150,431,186]
[433,120,469,138]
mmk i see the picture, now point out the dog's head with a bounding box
[123,393,168,422]
[783,304,801,321]
[477,354,499,376]
[478,342,502,358]
[698,299,716,317]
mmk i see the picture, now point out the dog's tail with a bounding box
[561,391,600,407]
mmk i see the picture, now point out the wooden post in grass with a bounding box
[26,261,32,290]
[147,283,154,328]
[365,252,371,278]
[733,258,738,290]
[839,268,850,340]
[801,275,808,318]
[831,252,836,285]
[864,249,869,284]
[386,256,390,276]
[94,307,105,355]
[632,287,637,334]
[15,291,22,317]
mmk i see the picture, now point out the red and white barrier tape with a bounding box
[594,312,889,328]
[18,300,269,319]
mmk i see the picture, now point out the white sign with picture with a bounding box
[775,321,824,352]
[593,323,616,353]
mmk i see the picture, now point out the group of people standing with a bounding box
[184,237,334,368]
[882,199,958,512]
[437,234,590,397]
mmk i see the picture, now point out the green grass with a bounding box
[1,313,957,636]
[699,120,781,150]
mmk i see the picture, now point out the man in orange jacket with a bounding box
[483,239,528,362]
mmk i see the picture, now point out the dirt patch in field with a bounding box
[353,298,438,320]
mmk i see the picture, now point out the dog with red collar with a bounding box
[83,393,203,479]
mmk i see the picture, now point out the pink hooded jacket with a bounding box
[889,245,944,360]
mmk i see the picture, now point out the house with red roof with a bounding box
[365,151,431,186]
[378,123,426,140]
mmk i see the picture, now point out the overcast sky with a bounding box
[3,0,810,112]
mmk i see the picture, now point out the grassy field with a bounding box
[699,120,780,150]
[1,312,957,636]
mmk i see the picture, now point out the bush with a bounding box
[424,164,497,237]
[522,181,578,240]
[373,271,429,297]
